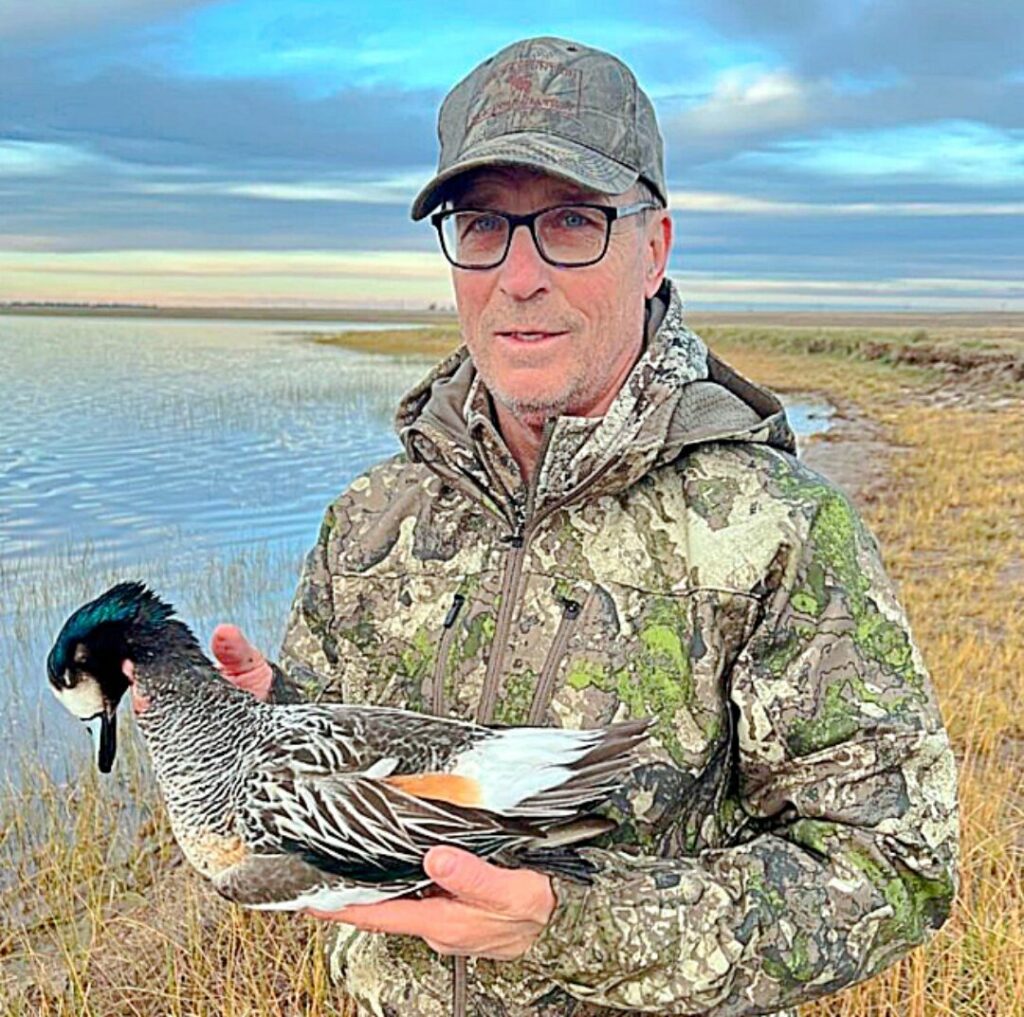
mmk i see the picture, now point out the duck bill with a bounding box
[88,709,118,773]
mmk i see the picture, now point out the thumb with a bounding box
[210,624,272,700]
[424,846,545,917]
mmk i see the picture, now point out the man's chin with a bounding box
[498,392,571,430]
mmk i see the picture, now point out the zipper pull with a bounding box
[562,598,581,619]
[443,593,465,629]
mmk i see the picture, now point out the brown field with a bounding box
[2,318,1022,1015]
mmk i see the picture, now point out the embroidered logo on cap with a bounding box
[468,58,583,129]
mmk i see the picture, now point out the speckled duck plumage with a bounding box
[47,581,650,910]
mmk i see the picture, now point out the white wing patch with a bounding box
[449,727,606,814]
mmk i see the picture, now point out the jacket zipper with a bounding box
[427,592,465,716]
[475,532,526,723]
[454,429,616,1017]
[474,430,621,726]
[526,597,582,725]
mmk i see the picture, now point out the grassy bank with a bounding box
[310,314,1024,371]
[310,325,462,359]
[712,338,1024,1016]
[3,322,1022,1014]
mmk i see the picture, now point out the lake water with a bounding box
[0,315,831,782]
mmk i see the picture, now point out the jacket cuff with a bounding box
[520,873,591,972]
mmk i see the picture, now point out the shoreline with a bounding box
[3,304,1023,330]
[0,305,458,324]
[303,321,1019,509]
[4,323,1022,1013]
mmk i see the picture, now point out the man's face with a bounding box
[447,167,670,429]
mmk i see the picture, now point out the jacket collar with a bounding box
[396,279,795,529]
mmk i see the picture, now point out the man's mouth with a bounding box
[495,330,568,344]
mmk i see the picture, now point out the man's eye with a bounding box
[466,214,503,233]
[557,208,600,229]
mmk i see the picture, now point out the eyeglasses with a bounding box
[430,201,657,270]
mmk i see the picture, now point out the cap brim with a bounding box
[410,132,639,221]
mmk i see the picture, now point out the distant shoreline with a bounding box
[2,304,1023,330]
[0,304,459,324]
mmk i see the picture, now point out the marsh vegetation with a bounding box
[2,313,1021,1014]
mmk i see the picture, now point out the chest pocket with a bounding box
[534,580,761,854]
[329,567,507,718]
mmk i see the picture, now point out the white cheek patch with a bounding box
[85,717,103,758]
[52,674,106,720]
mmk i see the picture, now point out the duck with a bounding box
[46,581,650,910]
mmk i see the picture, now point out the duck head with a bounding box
[47,581,176,772]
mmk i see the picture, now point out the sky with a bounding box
[1,0,1022,310]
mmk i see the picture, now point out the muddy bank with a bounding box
[796,397,896,508]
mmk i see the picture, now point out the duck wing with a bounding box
[243,765,542,886]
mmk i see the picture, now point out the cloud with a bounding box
[0,249,452,306]
[662,64,1024,178]
[133,172,429,205]
[668,189,1024,216]
[0,58,439,172]
[0,0,216,42]
[667,0,1024,77]
[666,67,817,140]
[735,121,1024,188]
[0,140,109,177]
[674,270,1024,310]
[0,249,447,278]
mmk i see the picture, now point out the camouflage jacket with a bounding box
[275,280,958,1016]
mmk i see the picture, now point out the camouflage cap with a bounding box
[410,36,667,221]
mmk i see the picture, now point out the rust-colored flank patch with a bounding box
[384,773,483,807]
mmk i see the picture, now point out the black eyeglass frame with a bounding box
[430,201,658,270]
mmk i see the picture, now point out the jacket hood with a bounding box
[396,279,795,528]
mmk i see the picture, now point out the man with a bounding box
[213,36,958,1017]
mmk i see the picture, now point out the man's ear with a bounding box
[643,209,673,299]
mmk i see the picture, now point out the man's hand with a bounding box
[210,624,273,701]
[307,845,556,961]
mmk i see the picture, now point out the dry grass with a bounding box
[310,325,462,359]
[717,339,1024,1017]
[1,762,347,1016]
[3,323,1022,1015]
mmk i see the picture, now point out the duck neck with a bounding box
[129,648,263,816]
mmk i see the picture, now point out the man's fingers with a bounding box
[309,897,459,937]
[424,846,552,920]
[424,847,508,909]
[304,879,552,959]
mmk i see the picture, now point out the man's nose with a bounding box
[497,223,549,300]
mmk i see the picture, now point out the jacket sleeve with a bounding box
[519,485,959,1015]
[270,502,347,704]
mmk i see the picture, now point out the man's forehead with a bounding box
[452,166,616,205]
